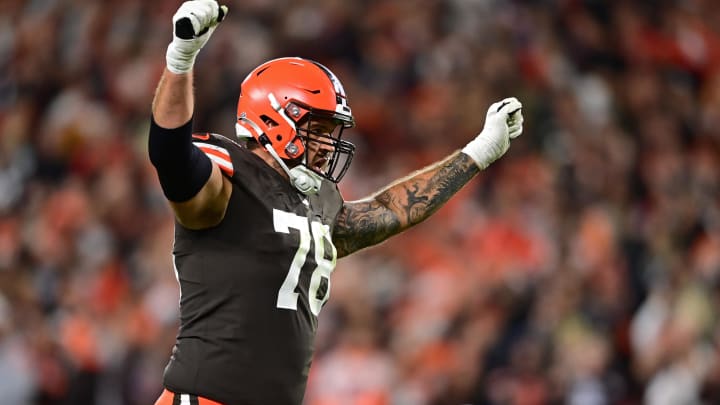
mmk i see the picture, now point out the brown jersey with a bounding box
[162,133,344,405]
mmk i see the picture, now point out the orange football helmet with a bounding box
[236,57,355,185]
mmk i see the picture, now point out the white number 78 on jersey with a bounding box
[273,209,337,316]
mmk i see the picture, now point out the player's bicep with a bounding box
[170,162,232,230]
[332,199,401,258]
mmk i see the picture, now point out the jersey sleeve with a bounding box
[191,133,235,177]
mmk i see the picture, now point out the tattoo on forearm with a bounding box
[334,198,401,257]
[334,152,479,257]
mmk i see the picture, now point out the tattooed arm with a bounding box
[333,151,480,258]
[332,96,524,258]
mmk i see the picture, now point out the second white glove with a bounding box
[462,97,523,169]
[166,0,228,74]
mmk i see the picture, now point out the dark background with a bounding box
[1,0,720,404]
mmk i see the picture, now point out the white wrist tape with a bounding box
[166,41,199,74]
[461,131,509,170]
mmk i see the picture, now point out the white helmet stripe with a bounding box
[311,61,352,116]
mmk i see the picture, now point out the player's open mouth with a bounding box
[312,158,327,171]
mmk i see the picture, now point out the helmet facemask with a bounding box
[292,106,355,184]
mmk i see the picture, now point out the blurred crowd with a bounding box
[2,0,720,404]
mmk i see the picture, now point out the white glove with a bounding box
[166,0,228,74]
[462,97,524,169]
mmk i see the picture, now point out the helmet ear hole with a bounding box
[260,115,278,128]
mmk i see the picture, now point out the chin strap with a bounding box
[237,94,323,195]
[288,165,323,195]
[261,142,322,195]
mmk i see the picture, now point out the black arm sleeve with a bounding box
[148,116,213,202]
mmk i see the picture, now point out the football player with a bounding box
[149,1,524,404]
